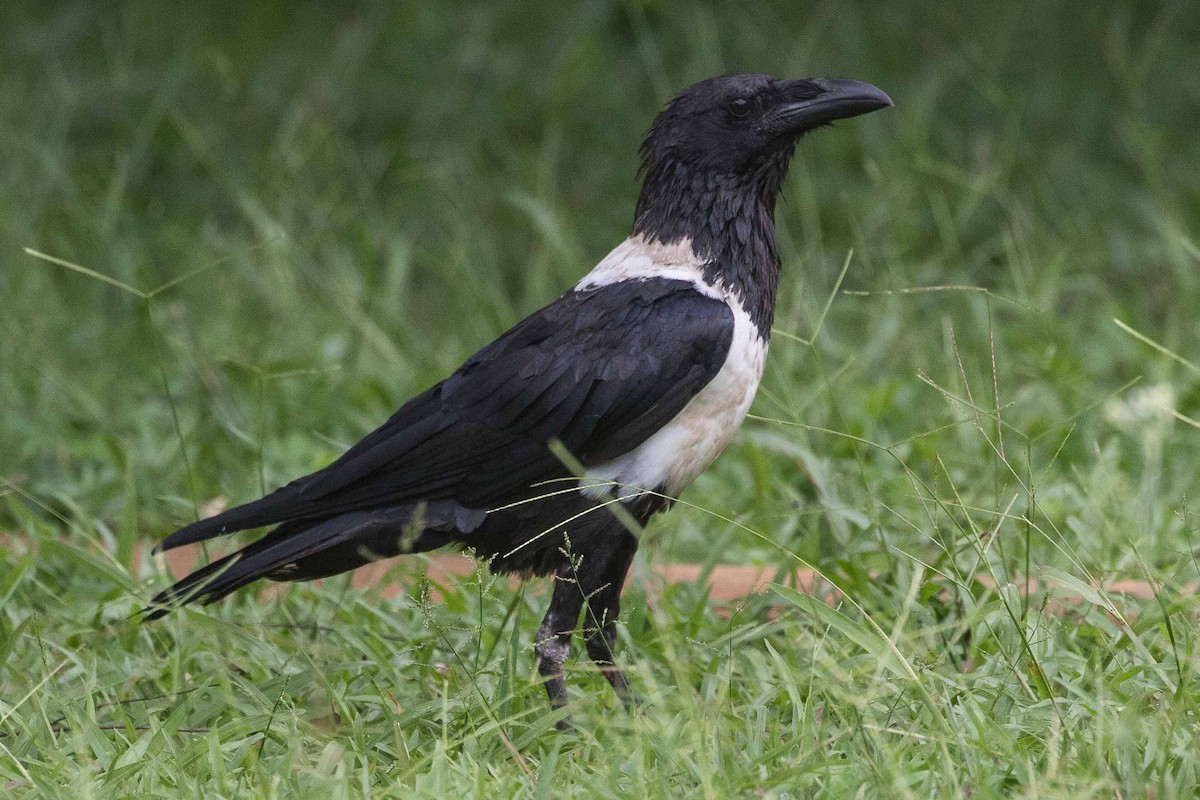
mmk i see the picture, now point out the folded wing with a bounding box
[157,277,734,552]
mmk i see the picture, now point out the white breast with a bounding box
[577,236,768,499]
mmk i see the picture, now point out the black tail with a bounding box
[143,501,483,620]
[154,482,311,553]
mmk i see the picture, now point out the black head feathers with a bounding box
[633,74,891,333]
[638,74,891,184]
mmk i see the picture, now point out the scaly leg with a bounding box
[581,533,638,708]
[534,577,585,724]
[533,530,640,727]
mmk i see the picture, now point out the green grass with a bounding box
[4,1,1200,796]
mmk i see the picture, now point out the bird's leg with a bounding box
[534,531,639,726]
[581,533,639,709]
[535,577,585,724]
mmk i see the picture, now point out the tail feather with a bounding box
[144,501,486,620]
[154,483,310,553]
[143,551,248,620]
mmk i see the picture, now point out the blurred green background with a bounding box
[3,2,1200,794]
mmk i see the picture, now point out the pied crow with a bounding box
[148,74,892,721]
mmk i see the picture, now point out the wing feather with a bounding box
[158,278,733,552]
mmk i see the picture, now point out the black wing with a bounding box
[158,278,734,551]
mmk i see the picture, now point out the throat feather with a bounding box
[630,164,782,339]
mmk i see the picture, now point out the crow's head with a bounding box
[641,74,891,182]
[633,74,891,314]
[634,73,891,247]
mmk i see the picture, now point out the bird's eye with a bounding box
[727,97,750,118]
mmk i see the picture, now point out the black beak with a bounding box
[772,78,893,133]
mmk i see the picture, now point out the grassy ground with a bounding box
[3,1,1200,796]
